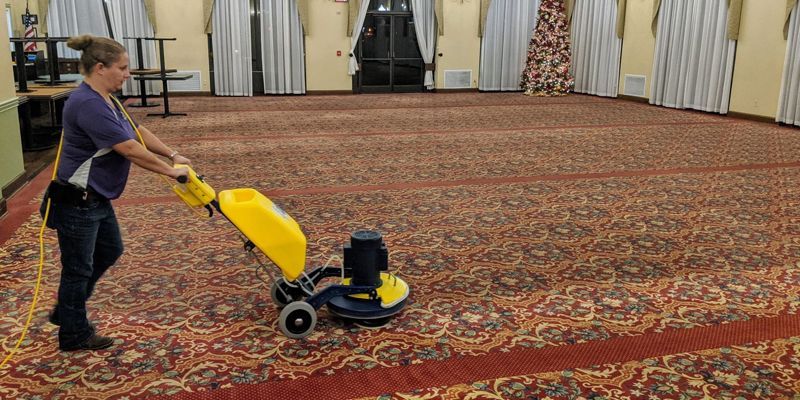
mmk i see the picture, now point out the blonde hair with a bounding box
[66,35,126,75]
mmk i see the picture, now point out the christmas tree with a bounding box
[520,0,574,96]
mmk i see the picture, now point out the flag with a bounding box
[23,8,37,52]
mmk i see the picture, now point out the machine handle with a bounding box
[176,175,188,184]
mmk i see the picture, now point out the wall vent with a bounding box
[623,74,646,97]
[443,69,472,89]
[168,70,202,92]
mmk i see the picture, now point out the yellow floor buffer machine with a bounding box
[172,166,410,339]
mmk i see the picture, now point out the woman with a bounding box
[44,35,189,351]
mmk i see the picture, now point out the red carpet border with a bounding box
[173,314,800,399]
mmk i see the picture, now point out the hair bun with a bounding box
[66,35,93,51]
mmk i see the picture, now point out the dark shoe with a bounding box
[49,308,95,329]
[60,333,114,351]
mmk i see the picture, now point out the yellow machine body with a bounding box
[218,188,307,282]
[172,164,216,208]
[341,273,410,308]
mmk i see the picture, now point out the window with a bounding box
[369,0,410,12]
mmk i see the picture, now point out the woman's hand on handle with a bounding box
[172,154,192,167]
[170,167,189,182]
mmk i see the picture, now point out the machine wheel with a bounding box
[270,281,297,308]
[278,301,317,339]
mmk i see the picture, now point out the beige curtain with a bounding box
[616,0,627,38]
[479,0,491,37]
[38,0,49,35]
[652,0,661,36]
[203,0,215,33]
[566,0,574,25]
[726,0,742,39]
[144,0,157,33]
[348,0,361,36]
[653,0,742,39]
[788,0,798,39]
[297,0,309,35]
[435,0,443,35]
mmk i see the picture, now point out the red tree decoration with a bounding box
[520,0,575,96]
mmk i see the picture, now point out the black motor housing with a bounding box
[343,230,388,287]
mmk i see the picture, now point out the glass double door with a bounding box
[357,13,424,93]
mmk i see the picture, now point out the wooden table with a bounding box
[27,82,79,89]
[16,86,75,151]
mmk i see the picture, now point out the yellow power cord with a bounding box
[0,136,64,370]
[0,96,173,370]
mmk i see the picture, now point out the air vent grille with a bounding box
[623,74,646,97]
[169,71,202,92]
[444,69,472,89]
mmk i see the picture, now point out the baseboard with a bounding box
[616,96,785,126]
[727,111,778,124]
[2,171,27,200]
[618,94,650,104]
[0,197,6,219]
[170,91,213,97]
[777,121,800,129]
[306,90,354,96]
[437,88,479,93]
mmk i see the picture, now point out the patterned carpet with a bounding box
[1,92,800,399]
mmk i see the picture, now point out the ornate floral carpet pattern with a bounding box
[1,93,800,399]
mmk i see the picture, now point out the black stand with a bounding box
[10,40,31,93]
[124,37,160,107]
[10,36,76,86]
[129,37,189,118]
[134,74,190,118]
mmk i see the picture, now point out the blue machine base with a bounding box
[327,295,407,321]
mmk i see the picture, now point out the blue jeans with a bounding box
[46,199,123,349]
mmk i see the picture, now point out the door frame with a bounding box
[355,11,425,93]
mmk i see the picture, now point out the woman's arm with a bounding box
[135,125,191,165]
[136,125,174,158]
[112,139,188,179]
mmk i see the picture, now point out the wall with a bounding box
[305,0,352,91]
[9,0,32,38]
[436,0,481,88]
[618,0,656,98]
[0,1,25,201]
[728,0,788,118]
[153,0,210,92]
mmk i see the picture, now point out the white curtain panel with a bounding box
[6,9,13,51]
[777,4,800,126]
[650,0,736,114]
[411,0,436,89]
[212,0,253,96]
[107,0,158,96]
[260,0,306,94]
[570,0,622,97]
[47,0,109,59]
[479,0,540,91]
[348,0,371,75]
